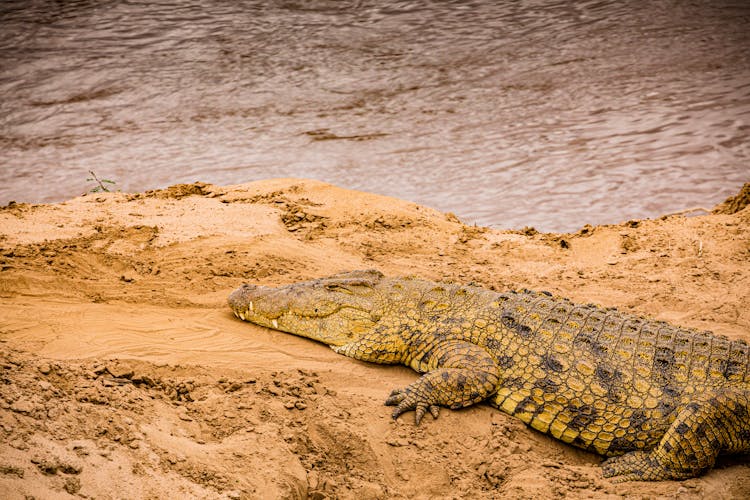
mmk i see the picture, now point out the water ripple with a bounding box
[1,0,748,231]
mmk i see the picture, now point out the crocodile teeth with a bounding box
[233,311,239,318]
[248,301,253,311]
[239,312,246,320]
[272,319,279,329]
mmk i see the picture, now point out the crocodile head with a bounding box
[228,270,385,346]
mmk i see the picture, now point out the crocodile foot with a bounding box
[385,387,441,425]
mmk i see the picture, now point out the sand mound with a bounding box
[1,179,748,499]
[713,182,750,215]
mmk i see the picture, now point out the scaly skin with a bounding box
[228,270,750,481]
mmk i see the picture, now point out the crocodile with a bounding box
[228,270,750,481]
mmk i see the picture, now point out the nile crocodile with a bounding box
[228,270,750,481]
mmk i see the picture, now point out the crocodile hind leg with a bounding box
[602,389,750,481]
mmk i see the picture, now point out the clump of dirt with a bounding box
[143,182,216,200]
[280,201,329,237]
[713,182,750,215]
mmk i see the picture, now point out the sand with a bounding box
[0,179,748,499]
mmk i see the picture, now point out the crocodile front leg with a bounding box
[602,389,750,481]
[332,332,500,424]
[386,340,501,424]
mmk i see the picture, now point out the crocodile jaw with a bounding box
[228,277,380,346]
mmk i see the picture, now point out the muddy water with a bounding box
[1,0,748,232]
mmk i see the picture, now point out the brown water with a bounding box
[1,0,748,232]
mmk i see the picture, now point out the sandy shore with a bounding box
[1,179,748,499]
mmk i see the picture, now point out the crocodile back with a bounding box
[496,291,750,388]
[479,290,749,455]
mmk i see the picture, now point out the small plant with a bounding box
[86,170,117,193]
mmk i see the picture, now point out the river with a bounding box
[1,0,748,231]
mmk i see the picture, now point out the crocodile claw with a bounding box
[385,388,440,425]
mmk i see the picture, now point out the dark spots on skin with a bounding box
[675,422,690,436]
[542,354,564,372]
[504,377,525,389]
[373,349,394,360]
[419,350,432,366]
[567,404,597,431]
[591,342,608,357]
[541,290,552,296]
[662,441,673,453]
[593,366,613,382]
[470,391,481,401]
[686,402,701,412]
[496,355,514,369]
[535,378,559,392]
[595,365,623,402]
[722,359,744,379]
[657,399,676,415]
[662,386,680,399]
[652,346,676,384]
[455,374,467,392]
[654,346,675,366]
[485,338,502,351]
[731,403,748,419]
[532,404,547,418]
[608,436,637,453]
[630,410,648,430]
[577,404,596,416]
[568,414,594,431]
[573,435,588,448]
[441,372,451,382]
[515,396,537,415]
[738,429,750,442]
[574,331,607,357]
[694,421,708,437]
[501,312,533,338]
[674,335,690,346]
[501,313,517,329]
[516,324,533,337]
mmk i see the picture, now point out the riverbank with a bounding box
[1,179,748,498]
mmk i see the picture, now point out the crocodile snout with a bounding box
[228,283,261,317]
